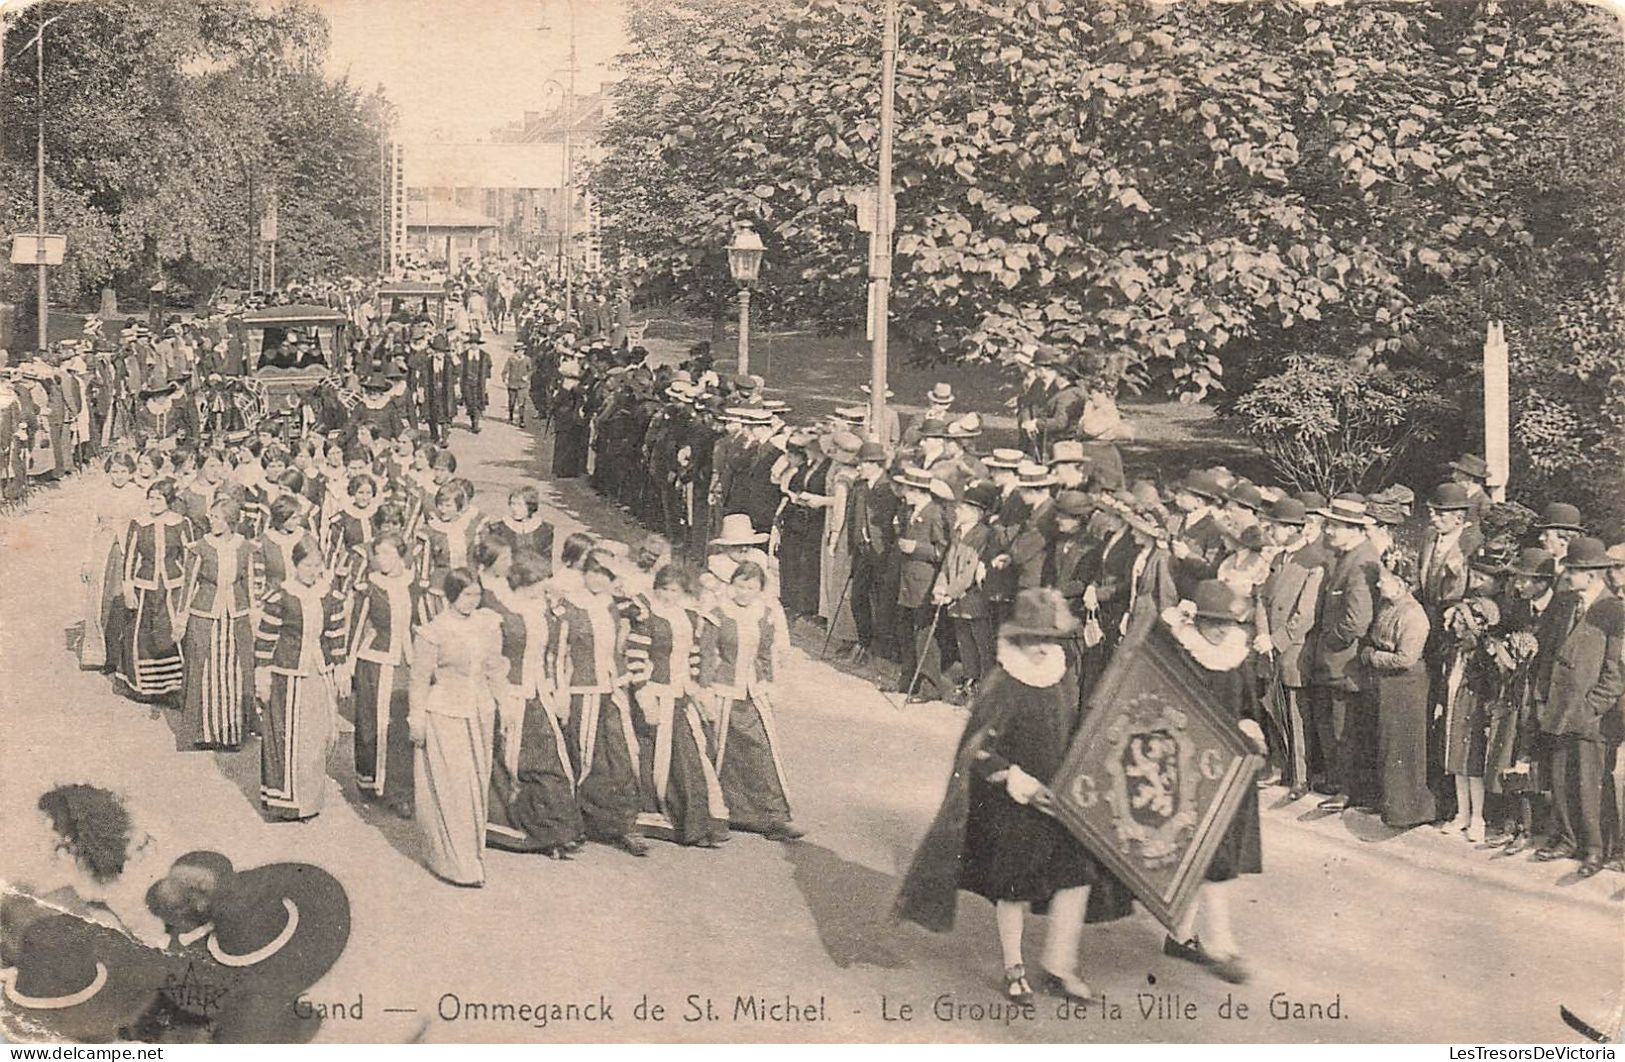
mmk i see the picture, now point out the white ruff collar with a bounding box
[996,640,1067,689]
[504,513,547,535]
[1161,605,1249,672]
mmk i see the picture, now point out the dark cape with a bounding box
[892,666,1133,933]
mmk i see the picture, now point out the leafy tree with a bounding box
[0,0,392,314]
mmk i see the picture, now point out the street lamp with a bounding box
[727,221,764,375]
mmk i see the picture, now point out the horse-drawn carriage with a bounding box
[232,304,350,442]
[376,280,450,328]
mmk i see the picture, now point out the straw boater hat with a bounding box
[1015,461,1055,489]
[712,513,768,546]
[984,447,1025,471]
[999,587,1080,641]
[858,383,895,398]
[1321,494,1375,526]
[834,405,868,426]
[926,382,954,406]
[894,465,935,492]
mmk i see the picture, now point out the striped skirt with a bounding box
[634,691,729,846]
[118,587,183,698]
[565,692,642,842]
[260,671,337,820]
[181,613,253,748]
[354,659,414,804]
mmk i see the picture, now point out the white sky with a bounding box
[313,0,627,141]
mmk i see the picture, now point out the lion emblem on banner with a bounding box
[1101,692,1201,867]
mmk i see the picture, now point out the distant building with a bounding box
[405,200,499,266]
[389,93,606,272]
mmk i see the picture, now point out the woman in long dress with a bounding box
[117,478,193,703]
[253,537,348,821]
[180,495,257,750]
[484,548,584,857]
[775,438,823,620]
[79,453,144,671]
[349,532,420,816]
[1359,554,1438,829]
[628,565,731,847]
[409,567,509,885]
[816,433,862,644]
[697,561,803,842]
[550,554,649,856]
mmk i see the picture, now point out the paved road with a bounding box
[0,330,1618,1043]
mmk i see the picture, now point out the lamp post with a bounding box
[726,221,765,376]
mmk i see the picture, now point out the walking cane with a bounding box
[887,600,946,711]
[819,566,856,661]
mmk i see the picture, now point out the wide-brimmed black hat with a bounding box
[999,587,1080,640]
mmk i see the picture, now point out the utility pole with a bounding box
[35,5,50,353]
[561,0,577,319]
[868,0,898,439]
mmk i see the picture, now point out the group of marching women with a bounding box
[74,413,805,888]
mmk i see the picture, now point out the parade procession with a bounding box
[0,0,1621,1051]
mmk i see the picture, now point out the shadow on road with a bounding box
[780,841,906,970]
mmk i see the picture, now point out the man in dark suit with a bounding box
[1311,495,1383,809]
[1533,537,1625,877]
[842,441,887,664]
[892,466,950,700]
[425,336,457,445]
[459,336,491,434]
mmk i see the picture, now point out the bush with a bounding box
[1231,354,1454,497]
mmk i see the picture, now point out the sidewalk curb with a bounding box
[1259,791,1622,912]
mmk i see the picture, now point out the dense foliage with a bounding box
[593,0,1623,520]
[0,0,393,311]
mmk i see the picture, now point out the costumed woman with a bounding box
[79,452,145,671]
[697,561,803,842]
[627,564,731,847]
[1155,580,1266,986]
[549,553,649,856]
[253,536,349,821]
[252,495,309,601]
[180,495,257,751]
[484,549,585,857]
[414,481,485,623]
[117,478,194,703]
[349,533,421,817]
[484,484,555,577]
[409,567,509,886]
[893,587,1132,1005]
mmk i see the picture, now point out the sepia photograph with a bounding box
[0,0,1621,1047]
